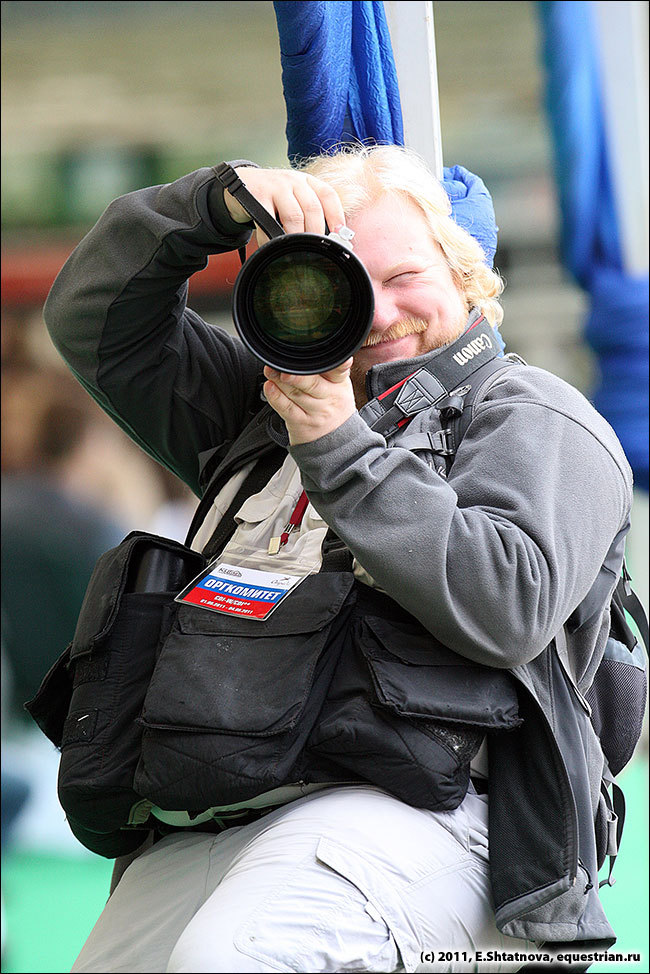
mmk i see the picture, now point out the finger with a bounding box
[291,183,327,236]
[249,189,300,243]
[304,176,346,233]
[321,358,354,383]
[265,365,351,397]
[267,370,326,401]
[269,186,308,234]
[263,378,309,419]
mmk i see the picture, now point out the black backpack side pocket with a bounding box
[25,531,206,857]
[585,629,648,777]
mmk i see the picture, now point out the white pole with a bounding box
[383,0,444,178]
[591,0,649,274]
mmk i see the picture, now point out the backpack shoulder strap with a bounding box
[387,355,521,472]
[446,354,521,461]
[184,403,286,556]
[617,563,650,654]
[199,449,287,562]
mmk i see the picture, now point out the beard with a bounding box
[349,315,430,406]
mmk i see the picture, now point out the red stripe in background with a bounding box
[1,241,252,307]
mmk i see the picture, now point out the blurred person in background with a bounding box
[148,465,198,544]
[1,366,129,723]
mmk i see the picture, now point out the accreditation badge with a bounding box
[175,561,305,621]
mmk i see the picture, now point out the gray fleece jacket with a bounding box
[44,166,633,948]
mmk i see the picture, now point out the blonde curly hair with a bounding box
[299,144,504,327]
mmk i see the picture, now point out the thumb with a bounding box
[322,358,353,383]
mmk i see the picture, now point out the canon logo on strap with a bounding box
[452,333,493,366]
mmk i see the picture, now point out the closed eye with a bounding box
[385,270,420,284]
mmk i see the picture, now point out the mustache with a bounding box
[362,316,429,348]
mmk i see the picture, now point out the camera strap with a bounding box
[359,315,501,437]
[215,162,285,263]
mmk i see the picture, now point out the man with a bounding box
[44,145,632,972]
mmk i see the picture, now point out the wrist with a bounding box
[224,188,252,224]
[208,161,258,232]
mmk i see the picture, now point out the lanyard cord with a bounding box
[281,490,310,546]
[268,489,311,555]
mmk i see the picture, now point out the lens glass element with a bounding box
[251,251,353,346]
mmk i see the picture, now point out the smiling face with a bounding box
[348,193,469,397]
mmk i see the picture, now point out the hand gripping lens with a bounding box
[215,163,374,375]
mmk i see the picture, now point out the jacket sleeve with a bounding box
[290,366,633,669]
[44,166,264,496]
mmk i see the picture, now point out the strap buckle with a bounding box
[214,161,244,193]
[428,428,455,456]
[394,370,447,417]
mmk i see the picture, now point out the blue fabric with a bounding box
[538,1,648,489]
[585,269,649,490]
[443,165,504,352]
[442,165,499,267]
[272,3,500,264]
[273,1,403,162]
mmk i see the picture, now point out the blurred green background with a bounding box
[1,2,647,972]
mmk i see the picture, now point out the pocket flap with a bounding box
[142,572,356,735]
[361,616,521,729]
[71,532,205,659]
[234,486,285,526]
[177,571,355,637]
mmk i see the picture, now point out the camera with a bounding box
[215,162,374,375]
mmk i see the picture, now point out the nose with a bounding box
[370,285,399,334]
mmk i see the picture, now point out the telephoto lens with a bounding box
[232,233,375,375]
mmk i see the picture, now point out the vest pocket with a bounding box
[134,572,356,811]
[309,615,521,811]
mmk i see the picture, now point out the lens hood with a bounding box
[232,233,374,375]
